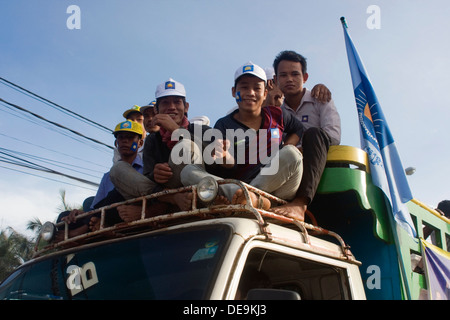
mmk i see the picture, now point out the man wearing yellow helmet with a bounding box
[92,121,144,207]
[90,120,148,227]
[122,105,146,137]
[113,105,147,163]
[112,120,144,158]
[55,120,145,239]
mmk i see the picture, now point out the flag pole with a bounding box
[340,16,348,29]
[340,16,413,300]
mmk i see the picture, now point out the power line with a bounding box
[0,132,109,171]
[0,147,104,178]
[0,165,97,192]
[0,78,111,190]
[0,77,113,134]
[0,105,112,155]
[0,98,114,150]
[0,149,100,187]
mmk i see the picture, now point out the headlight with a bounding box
[40,221,55,241]
[197,176,218,204]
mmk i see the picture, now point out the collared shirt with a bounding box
[281,88,341,146]
[91,155,144,209]
[112,145,144,164]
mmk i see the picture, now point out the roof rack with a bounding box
[35,179,352,259]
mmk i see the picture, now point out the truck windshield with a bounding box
[0,225,231,300]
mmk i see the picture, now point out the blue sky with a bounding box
[1,0,449,235]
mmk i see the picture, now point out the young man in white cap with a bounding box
[180,62,305,211]
[110,78,211,211]
[272,50,341,221]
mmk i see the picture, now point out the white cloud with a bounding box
[0,175,94,237]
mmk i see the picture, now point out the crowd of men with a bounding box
[56,50,343,239]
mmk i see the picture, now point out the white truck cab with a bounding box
[207,217,365,300]
[0,178,365,300]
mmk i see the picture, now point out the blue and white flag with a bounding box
[341,18,417,238]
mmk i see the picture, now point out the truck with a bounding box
[0,145,448,301]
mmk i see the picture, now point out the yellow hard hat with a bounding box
[122,105,141,119]
[113,120,143,137]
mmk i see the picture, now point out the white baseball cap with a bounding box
[234,61,267,83]
[155,78,186,99]
[189,115,210,126]
[264,67,275,80]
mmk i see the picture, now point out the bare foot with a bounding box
[232,188,271,210]
[89,216,101,231]
[172,192,193,211]
[54,225,89,241]
[270,198,306,221]
[212,195,230,205]
[117,204,142,222]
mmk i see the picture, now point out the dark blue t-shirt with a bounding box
[213,106,304,182]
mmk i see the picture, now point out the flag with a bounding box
[341,17,417,238]
[420,239,450,300]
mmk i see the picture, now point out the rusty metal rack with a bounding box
[35,179,351,259]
